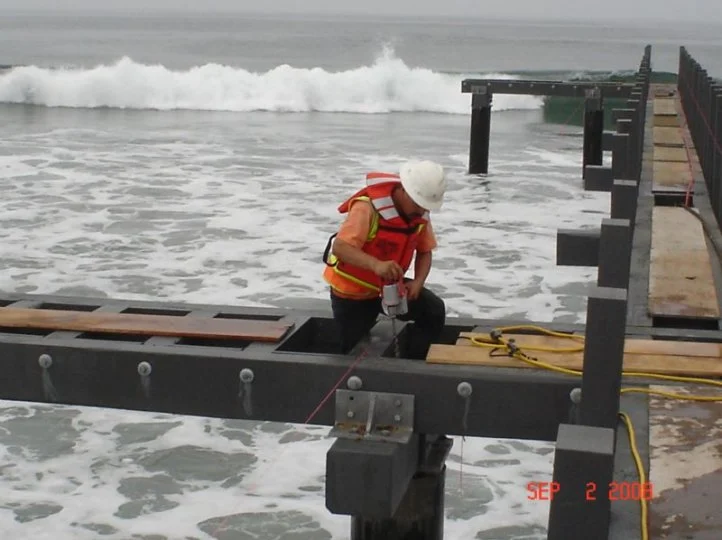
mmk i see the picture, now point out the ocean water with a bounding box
[1,11,721,540]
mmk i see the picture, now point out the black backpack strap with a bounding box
[323,233,338,266]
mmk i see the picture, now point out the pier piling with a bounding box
[583,88,604,179]
[468,87,492,175]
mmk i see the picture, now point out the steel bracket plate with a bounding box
[329,389,414,443]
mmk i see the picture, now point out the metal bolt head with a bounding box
[570,388,582,404]
[457,381,472,398]
[239,368,254,383]
[394,399,401,407]
[394,414,401,422]
[38,354,52,369]
[347,411,355,419]
[137,361,152,377]
[347,376,362,390]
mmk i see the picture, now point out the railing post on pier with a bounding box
[712,92,722,214]
[677,46,722,227]
[548,285,628,540]
[580,286,628,429]
[547,423,615,540]
[704,82,720,187]
[614,109,639,180]
[627,90,644,180]
[583,88,604,179]
[597,218,632,289]
[611,180,638,236]
[612,118,632,180]
[468,86,492,175]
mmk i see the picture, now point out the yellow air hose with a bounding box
[462,325,722,540]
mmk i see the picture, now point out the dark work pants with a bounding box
[329,281,446,359]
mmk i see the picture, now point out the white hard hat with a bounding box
[399,160,446,211]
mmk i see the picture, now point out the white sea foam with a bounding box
[0,47,543,114]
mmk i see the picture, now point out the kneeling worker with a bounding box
[322,160,447,357]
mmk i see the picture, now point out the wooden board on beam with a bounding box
[425,333,722,377]
[653,161,692,188]
[654,115,679,127]
[0,307,294,342]
[653,146,689,162]
[654,99,677,116]
[653,127,684,147]
[649,207,720,319]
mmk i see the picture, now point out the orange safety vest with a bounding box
[323,172,428,297]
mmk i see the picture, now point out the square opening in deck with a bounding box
[653,193,689,207]
[121,307,191,316]
[0,326,54,336]
[276,317,342,354]
[175,336,250,349]
[381,324,476,360]
[652,316,719,331]
[76,331,150,343]
[214,312,283,321]
[38,302,101,312]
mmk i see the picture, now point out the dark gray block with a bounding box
[326,436,420,518]
[611,180,638,224]
[584,165,613,192]
[581,287,628,429]
[548,423,616,540]
[556,229,600,266]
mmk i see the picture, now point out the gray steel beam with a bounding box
[461,79,634,98]
[0,333,581,441]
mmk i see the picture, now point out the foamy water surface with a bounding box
[0,53,611,540]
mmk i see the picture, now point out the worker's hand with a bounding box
[373,259,403,282]
[404,279,424,301]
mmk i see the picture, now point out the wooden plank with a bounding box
[654,115,679,127]
[0,307,293,342]
[653,127,684,147]
[649,207,720,319]
[425,343,722,377]
[653,146,689,162]
[456,332,722,358]
[652,85,676,98]
[654,99,677,116]
[653,161,692,188]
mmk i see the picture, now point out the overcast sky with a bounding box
[2,0,721,23]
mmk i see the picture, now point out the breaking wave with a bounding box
[0,47,543,114]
